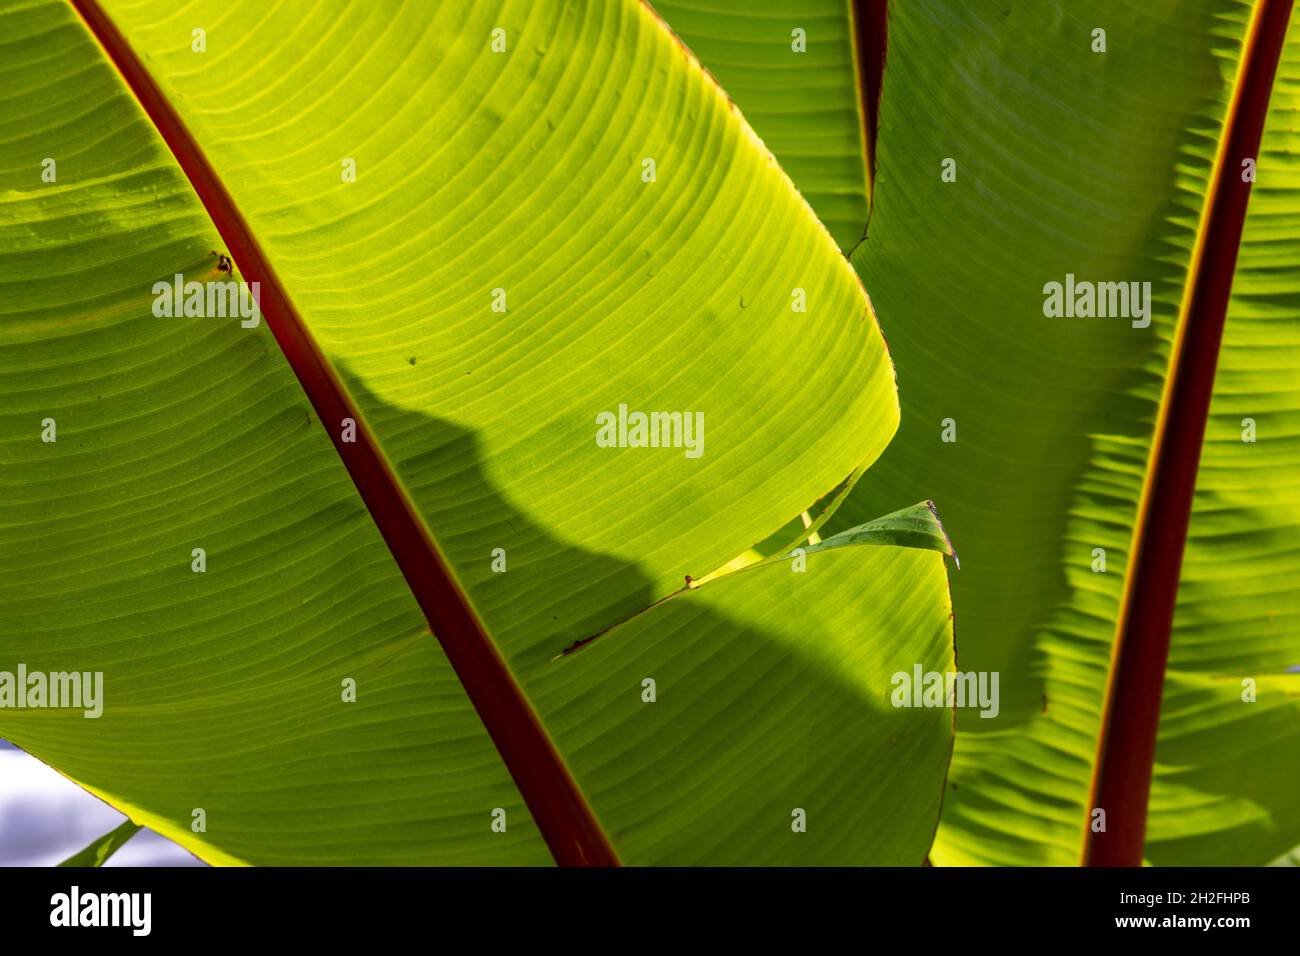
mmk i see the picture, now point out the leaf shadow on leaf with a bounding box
[334,369,953,865]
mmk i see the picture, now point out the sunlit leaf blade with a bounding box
[1149,17,1300,865]
[0,0,546,865]
[0,0,954,865]
[96,0,900,664]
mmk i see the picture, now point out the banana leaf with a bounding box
[659,0,1300,865]
[0,0,955,865]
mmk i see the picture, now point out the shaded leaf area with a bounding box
[0,0,955,865]
[651,0,871,250]
[823,0,1299,865]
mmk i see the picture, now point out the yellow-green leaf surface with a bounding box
[0,0,954,865]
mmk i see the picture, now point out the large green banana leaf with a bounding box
[1152,14,1300,866]
[0,0,956,865]
[659,0,1300,864]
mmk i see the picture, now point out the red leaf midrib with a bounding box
[1084,0,1294,866]
[68,0,618,867]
